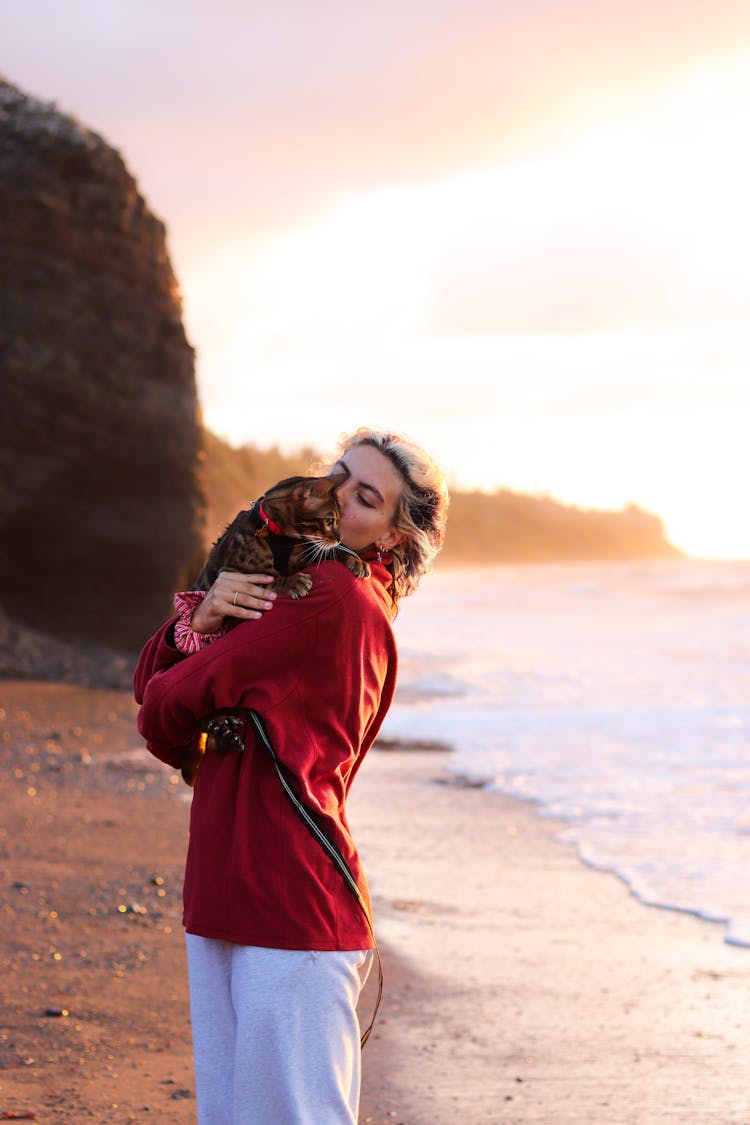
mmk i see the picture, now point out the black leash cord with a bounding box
[246,710,383,1049]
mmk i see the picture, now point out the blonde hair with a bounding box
[338,428,449,604]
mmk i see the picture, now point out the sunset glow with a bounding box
[4,2,750,557]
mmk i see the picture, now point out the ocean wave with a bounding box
[388,559,750,948]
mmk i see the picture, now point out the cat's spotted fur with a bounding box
[194,472,369,598]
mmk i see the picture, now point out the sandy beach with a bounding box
[1,682,749,1124]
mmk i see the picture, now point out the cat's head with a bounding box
[262,474,345,543]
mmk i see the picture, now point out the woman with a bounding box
[134,428,448,1125]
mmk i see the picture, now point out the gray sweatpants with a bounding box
[185,934,373,1125]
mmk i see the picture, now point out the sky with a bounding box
[3,0,750,558]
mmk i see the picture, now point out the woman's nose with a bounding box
[335,479,352,507]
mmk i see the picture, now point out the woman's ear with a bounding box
[381,531,406,550]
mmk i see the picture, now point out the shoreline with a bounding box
[2,682,749,1124]
[349,749,750,1125]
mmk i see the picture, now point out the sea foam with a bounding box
[382,559,750,947]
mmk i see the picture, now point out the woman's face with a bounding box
[331,444,405,552]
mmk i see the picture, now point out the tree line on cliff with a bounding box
[199,430,680,566]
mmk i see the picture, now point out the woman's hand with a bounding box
[191,571,277,634]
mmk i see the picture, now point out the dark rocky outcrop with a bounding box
[0,78,204,667]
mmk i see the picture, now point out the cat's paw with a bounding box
[344,555,371,579]
[282,571,314,599]
[332,545,370,579]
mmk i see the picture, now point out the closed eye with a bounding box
[356,492,374,509]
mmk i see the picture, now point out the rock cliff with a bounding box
[0,78,203,664]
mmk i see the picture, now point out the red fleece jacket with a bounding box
[134,558,397,950]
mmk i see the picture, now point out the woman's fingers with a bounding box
[192,571,277,633]
[220,571,277,617]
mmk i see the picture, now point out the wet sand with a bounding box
[1,682,749,1124]
[352,753,750,1125]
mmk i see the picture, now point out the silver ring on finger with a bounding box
[233,591,240,607]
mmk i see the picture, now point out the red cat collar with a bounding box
[256,498,283,536]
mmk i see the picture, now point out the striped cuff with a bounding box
[173,590,224,655]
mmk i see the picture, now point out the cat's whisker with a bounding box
[333,542,363,563]
[299,538,337,566]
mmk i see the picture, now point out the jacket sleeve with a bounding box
[133,617,185,705]
[136,567,360,763]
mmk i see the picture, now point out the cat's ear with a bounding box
[284,476,317,497]
[307,474,342,497]
[324,470,348,492]
[270,476,308,496]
